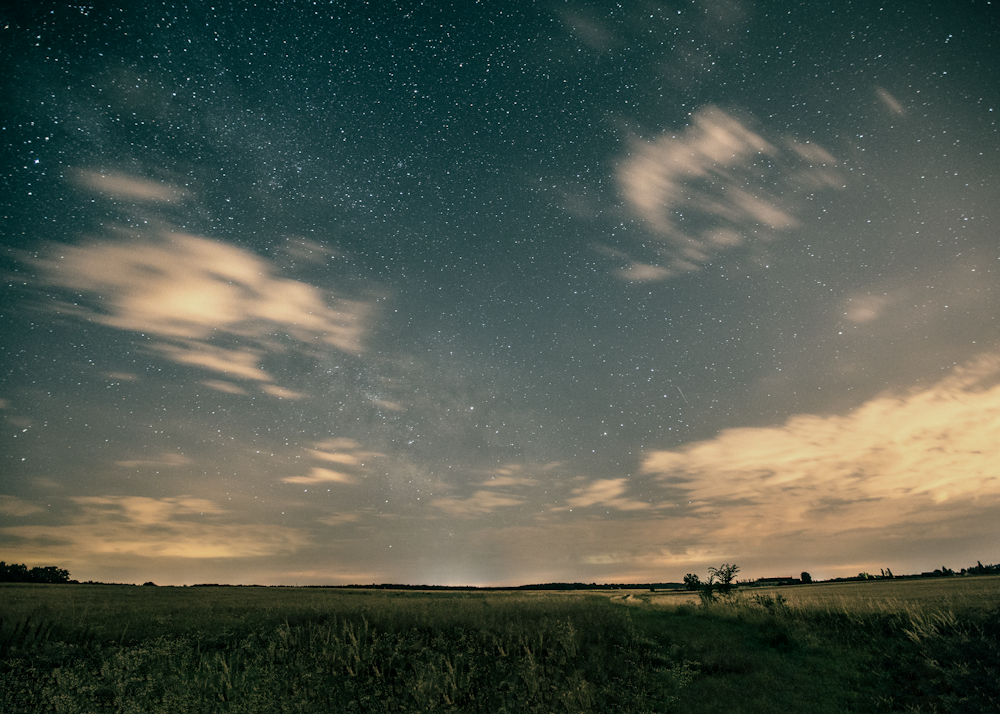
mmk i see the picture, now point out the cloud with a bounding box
[0,495,45,517]
[841,293,893,324]
[1,496,309,559]
[202,379,247,395]
[260,384,308,400]
[74,495,224,525]
[284,467,357,485]
[32,224,373,390]
[35,231,369,351]
[613,106,841,278]
[432,490,526,517]
[618,262,673,282]
[71,169,191,203]
[562,479,652,511]
[483,475,535,488]
[317,512,361,526]
[558,10,617,51]
[641,353,1000,547]
[116,452,192,469]
[876,87,906,116]
[282,438,383,485]
[155,342,271,381]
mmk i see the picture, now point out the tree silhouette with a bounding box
[707,563,740,594]
[0,562,71,583]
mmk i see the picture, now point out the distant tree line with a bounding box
[964,561,1000,575]
[0,561,72,584]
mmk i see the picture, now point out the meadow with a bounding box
[1,576,997,713]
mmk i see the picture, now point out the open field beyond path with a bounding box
[2,576,998,713]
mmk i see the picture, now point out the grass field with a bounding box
[2,576,998,713]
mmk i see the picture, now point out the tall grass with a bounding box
[0,586,693,713]
[634,586,1000,713]
[3,579,998,713]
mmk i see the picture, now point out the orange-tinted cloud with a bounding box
[282,438,383,485]
[260,384,308,400]
[32,221,373,394]
[202,379,248,395]
[1,496,309,560]
[432,489,526,516]
[284,467,357,485]
[641,353,1000,547]
[34,231,369,351]
[71,169,191,203]
[562,478,652,511]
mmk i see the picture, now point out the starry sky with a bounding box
[2,1,999,587]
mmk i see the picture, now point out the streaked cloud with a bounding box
[876,87,906,116]
[35,230,369,352]
[282,438,382,485]
[285,467,357,485]
[1,496,309,560]
[0,495,46,517]
[260,384,308,400]
[432,489,526,517]
[202,379,248,395]
[317,512,361,526]
[841,293,892,324]
[614,106,841,279]
[31,210,373,393]
[562,478,652,511]
[641,353,1000,548]
[155,342,270,381]
[71,169,191,203]
[116,452,192,469]
[371,398,406,412]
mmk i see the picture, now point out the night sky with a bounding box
[2,1,999,586]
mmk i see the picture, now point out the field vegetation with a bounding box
[1,576,998,713]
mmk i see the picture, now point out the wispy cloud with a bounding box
[201,379,248,395]
[613,106,841,279]
[35,230,370,352]
[432,490,526,517]
[641,353,1000,547]
[260,384,308,400]
[876,87,906,116]
[282,438,383,485]
[562,478,652,511]
[32,208,373,393]
[0,495,45,517]
[71,169,191,203]
[1,496,310,560]
[116,453,192,469]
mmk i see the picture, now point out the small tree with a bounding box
[800,571,812,584]
[708,563,740,594]
[683,573,701,591]
[695,563,740,605]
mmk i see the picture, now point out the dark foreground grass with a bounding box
[2,581,998,712]
[0,586,692,713]
[628,584,1000,714]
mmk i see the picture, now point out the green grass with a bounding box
[2,577,998,712]
[0,586,692,713]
